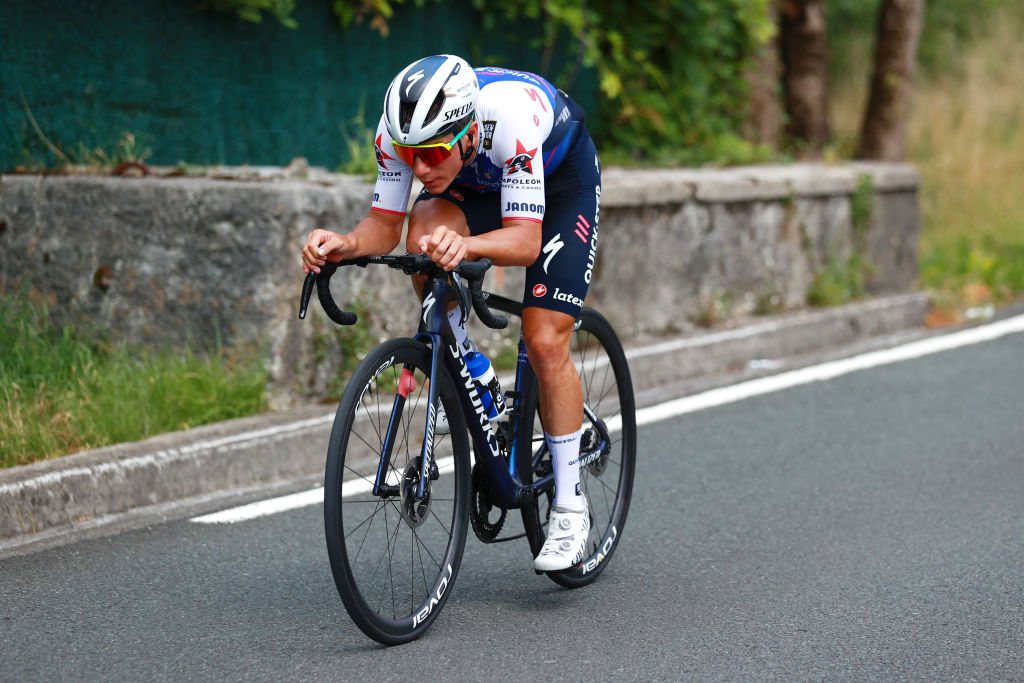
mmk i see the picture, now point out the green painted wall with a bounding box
[1,1,595,170]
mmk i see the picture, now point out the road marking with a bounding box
[191,313,1024,524]
[191,457,455,524]
[627,312,1024,428]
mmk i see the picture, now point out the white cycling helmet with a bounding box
[383,54,478,145]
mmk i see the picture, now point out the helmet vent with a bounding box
[423,91,446,127]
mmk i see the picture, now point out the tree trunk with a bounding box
[779,0,829,156]
[744,11,783,149]
[858,0,925,160]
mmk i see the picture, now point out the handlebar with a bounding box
[298,253,508,330]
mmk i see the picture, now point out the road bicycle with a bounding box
[299,253,636,645]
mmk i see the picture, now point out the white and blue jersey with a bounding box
[372,66,601,318]
[371,67,585,224]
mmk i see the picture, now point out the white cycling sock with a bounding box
[447,307,474,356]
[547,427,584,511]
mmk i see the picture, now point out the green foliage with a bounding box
[336,103,379,180]
[472,0,773,165]
[807,174,875,308]
[310,297,380,399]
[0,293,268,467]
[807,252,869,307]
[203,0,441,34]
[827,0,1024,80]
[18,93,153,171]
[204,0,299,27]
[921,237,1024,305]
[205,0,298,27]
[851,173,874,239]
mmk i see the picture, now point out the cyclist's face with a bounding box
[410,124,476,193]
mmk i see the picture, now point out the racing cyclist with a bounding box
[301,54,601,572]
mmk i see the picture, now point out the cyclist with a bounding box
[301,54,601,572]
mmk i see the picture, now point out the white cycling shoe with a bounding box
[533,499,590,572]
[434,405,451,435]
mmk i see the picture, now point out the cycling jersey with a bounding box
[371,67,600,318]
[371,67,585,223]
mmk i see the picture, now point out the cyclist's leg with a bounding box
[407,193,471,297]
[523,134,602,570]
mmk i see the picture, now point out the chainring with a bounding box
[469,462,506,542]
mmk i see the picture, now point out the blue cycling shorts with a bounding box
[415,132,601,319]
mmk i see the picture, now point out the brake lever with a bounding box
[450,272,473,326]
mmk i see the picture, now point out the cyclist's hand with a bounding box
[303,229,355,274]
[418,226,468,272]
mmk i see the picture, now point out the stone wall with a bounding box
[0,162,919,405]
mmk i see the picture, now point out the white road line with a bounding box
[191,313,1024,524]
[191,456,455,524]
[630,312,1024,427]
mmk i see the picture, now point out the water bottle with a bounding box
[465,351,507,421]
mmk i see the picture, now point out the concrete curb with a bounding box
[0,292,931,545]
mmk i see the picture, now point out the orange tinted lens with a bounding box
[392,143,452,167]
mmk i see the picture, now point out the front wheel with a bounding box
[324,338,471,645]
[522,307,637,588]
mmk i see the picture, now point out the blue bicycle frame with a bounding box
[368,272,541,510]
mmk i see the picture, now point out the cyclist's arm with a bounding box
[417,218,541,271]
[465,219,542,267]
[302,208,405,274]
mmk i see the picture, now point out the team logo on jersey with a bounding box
[375,134,395,171]
[532,284,547,298]
[541,233,564,274]
[448,189,465,202]
[505,139,537,175]
[482,120,497,150]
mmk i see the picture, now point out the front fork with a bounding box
[371,364,423,497]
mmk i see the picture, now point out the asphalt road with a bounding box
[2,328,1022,680]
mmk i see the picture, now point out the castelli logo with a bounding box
[533,284,547,297]
[449,189,464,201]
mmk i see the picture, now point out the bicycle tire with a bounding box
[521,308,637,588]
[324,337,471,645]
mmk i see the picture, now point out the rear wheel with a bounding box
[522,308,637,587]
[324,338,470,645]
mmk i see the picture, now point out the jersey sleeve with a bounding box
[370,115,414,216]
[488,83,554,223]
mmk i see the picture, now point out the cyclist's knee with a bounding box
[408,198,469,251]
[522,310,574,379]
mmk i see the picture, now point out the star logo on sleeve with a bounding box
[504,139,538,175]
[375,134,396,170]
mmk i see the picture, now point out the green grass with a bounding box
[831,5,1024,316]
[0,295,268,468]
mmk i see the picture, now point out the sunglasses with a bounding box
[391,118,473,167]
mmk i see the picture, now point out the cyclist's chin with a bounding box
[420,175,453,194]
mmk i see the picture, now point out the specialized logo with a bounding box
[445,103,473,121]
[524,87,549,113]
[421,292,437,324]
[532,284,547,298]
[405,69,425,96]
[504,139,537,175]
[375,134,395,171]
[448,344,500,458]
[541,233,564,274]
